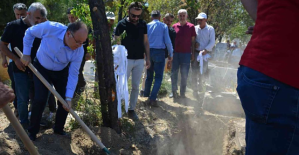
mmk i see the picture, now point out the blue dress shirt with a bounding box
[23,21,84,98]
[147,19,173,57]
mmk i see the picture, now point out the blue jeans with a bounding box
[14,72,32,125]
[237,66,299,155]
[144,49,165,100]
[8,62,17,109]
[171,52,191,95]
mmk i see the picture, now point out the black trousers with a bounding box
[28,59,69,135]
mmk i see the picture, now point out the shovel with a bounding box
[14,47,110,154]
[1,104,40,155]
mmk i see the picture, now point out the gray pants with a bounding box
[127,59,144,110]
[191,52,208,92]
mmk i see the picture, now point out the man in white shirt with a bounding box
[192,12,215,98]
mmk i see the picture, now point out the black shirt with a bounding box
[1,18,41,73]
[165,27,176,58]
[115,17,147,59]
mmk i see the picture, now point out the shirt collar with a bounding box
[58,29,67,40]
[198,23,208,29]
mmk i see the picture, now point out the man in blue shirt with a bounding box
[21,21,88,141]
[144,10,173,107]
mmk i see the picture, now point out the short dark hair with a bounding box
[67,7,74,14]
[128,2,143,11]
[164,13,174,19]
[67,21,87,33]
[151,10,160,18]
[13,3,27,11]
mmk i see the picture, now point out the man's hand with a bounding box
[168,56,173,62]
[2,57,8,68]
[201,50,208,55]
[63,100,72,112]
[146,58,151,69]
[0,82,15,108]
[21,55,31,66]
[15,59,26,72]
[246,26,254,34]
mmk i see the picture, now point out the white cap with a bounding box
[195,12,207,19]
[106,12,115,20]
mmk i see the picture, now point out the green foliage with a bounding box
[38,0,71,24]
[69,92,102,130]
[158,72,172,97]
[0,0,36,34]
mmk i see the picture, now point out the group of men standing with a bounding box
[114,2,215,119]
[0,2,88,141]
[0,1,216,142]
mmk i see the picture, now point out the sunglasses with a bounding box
[130,13,141,18]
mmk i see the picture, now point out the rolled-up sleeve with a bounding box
[23,21,49,55]
[205,27,215,52]
[65,47,84,98]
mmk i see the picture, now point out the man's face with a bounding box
[108,19,115,27]
[14,9,27,19]
[67,28,88,50]
[128,8,142,24]
[163,17,174,27]
[67,14,78,23]
[178,12,187,22]
[197,18,207,26]
[28,10,44,25]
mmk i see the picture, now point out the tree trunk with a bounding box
[118,0,125,22]
[88,0,120,132]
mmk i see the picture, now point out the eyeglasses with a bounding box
[70,31,85,45]
[130,13,141,19]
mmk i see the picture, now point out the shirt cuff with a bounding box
[23,46,31,56]
[65,89,74,99]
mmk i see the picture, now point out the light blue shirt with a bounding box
[147,19,173,57]
[23,21,84,98]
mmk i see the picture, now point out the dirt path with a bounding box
[0,88,244,155]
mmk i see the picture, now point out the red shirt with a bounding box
[172,22,196,53]
[240,0,299,89]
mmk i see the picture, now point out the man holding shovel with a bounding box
[21,21,88,141]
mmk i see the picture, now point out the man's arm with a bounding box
[191,36,195,61]
[241,0,258,21]
[0,42,25,71]
[65,47,84,101]
[144,34,151,69]
[204,27,216,52]
[1,51,8,68]
[164,25,173,58]
[22,21,49,66]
